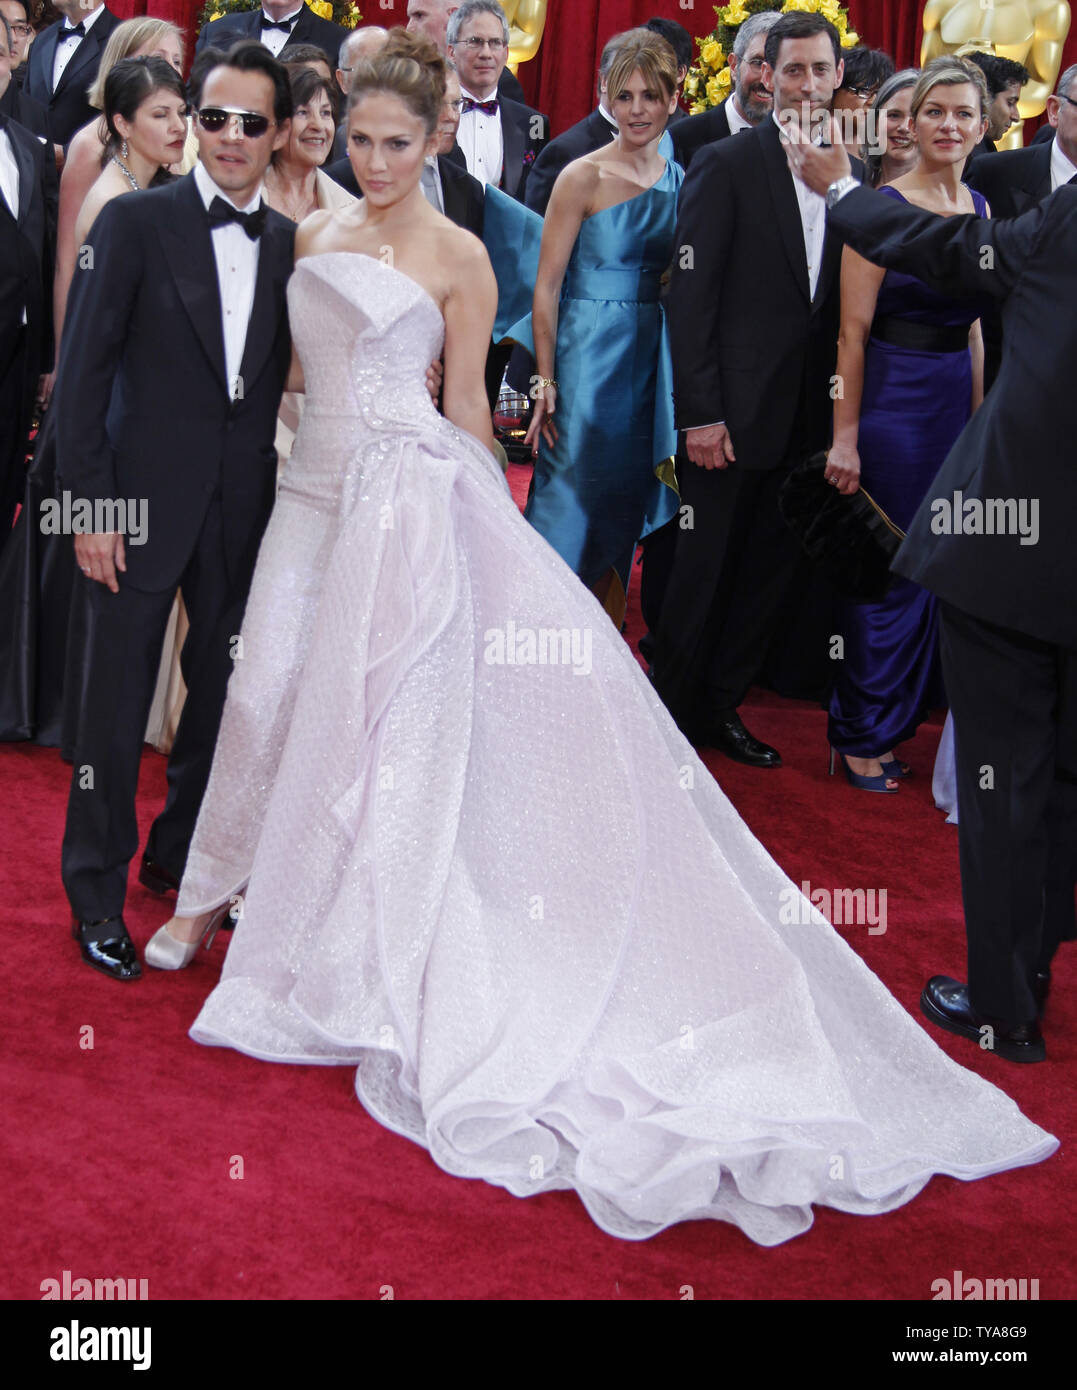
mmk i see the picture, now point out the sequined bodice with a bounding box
[289,253,446,428]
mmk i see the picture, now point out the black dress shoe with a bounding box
[138,852,179,896]
[920,975,1044,1063]
[702,711,782,768]
[72,916,142,981]
[1034,971,1050,1015]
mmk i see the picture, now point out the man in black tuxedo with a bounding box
[653,13,857,764]
[0,15,57,549]
[967,64,1077,387]
[24,0,118,148]
[671,9,779,171]
[523,36,622,216]
[406,0,526,104]
[791,129,1077,1064]
[196,1,346,72]
[0,1,48,137]
[55,42,297,981]
[446,0,547,203]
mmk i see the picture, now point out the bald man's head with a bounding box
[337,25,388,92]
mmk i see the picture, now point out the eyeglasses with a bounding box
[846,85,879,100]
[1059,93,1077,111]
[197,107,274,138]
[457,36,507,52]
[444,99,463,112]
[8,22,32,37]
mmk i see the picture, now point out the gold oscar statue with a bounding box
[922,0,1072,147]
[499,0,549,74]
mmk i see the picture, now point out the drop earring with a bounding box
[122,137,129,160]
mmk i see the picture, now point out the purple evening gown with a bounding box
[829,186,989,759]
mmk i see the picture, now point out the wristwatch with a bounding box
[826,174,860,209]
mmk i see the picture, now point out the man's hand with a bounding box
[426,358,444,402]
[37,372,55,411]
[74,532,126,594]
[781,112,852,195]
[685,423,735,471]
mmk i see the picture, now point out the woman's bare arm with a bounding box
[442,234,498,455]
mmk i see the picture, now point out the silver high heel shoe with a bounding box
[144,902,233,971]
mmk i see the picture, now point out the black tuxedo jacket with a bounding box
[967,142,1057,388]
[830,184,1077,647]
[1031,123,1054,146]
[495,95,548,202]
[53,173,295,593]
[196,5,346,69]
[524,107,614,214]
[0,79,52,142]
[325,154,484,235]
[670,99,733,171]
[668,117,858,466]
[0,113,58,412]
[498,66,526,105]
[24,8,119,148]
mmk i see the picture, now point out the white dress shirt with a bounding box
[0,128,26,323]
[194,161,262,396]
[52,2,107,93]
[457,86,503,188]
[774,112,826,300]
[258,7,303,58]
[0,125,19,219]
[1050,133,1077,191]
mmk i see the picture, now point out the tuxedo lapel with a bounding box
[10,125,36,225]
[237,212,292,395]
[287,7,315,49]
[54,24,106,98]
[500,105,525,198]
[758,119,809,302]
[1029,143,1053,201]
[160,175,229,392]
[36,26,60,97]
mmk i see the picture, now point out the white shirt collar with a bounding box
[261,6,303,22]
[726,96,752,134]
[65,3,106,32]
[194,159,263,216]
[598,104,617,129]
[1050,132,1077,190]
[460,84,499,105]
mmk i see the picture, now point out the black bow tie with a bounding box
[261,15,296,31]
[208,195,267,240]
[60,21,86,40]
[461,97,498,116]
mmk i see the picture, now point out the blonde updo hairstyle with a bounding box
[345,27,446,136]
[910,55,990,122]
[603,27,678,107]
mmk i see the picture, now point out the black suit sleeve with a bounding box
[667,145,736,430]
[827,182,1059,303]
[53,197,145,503]
[39,140,59,371]
[524,139,565,214]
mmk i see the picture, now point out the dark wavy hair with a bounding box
[102,56,187,185]
[289,62,341,129]
[194,37,293,126]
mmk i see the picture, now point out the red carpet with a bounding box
[3,465,1073,1300]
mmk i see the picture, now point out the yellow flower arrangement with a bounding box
[198,1,363,32]
[687,0,859,115]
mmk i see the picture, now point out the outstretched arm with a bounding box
[784,120,1054,303]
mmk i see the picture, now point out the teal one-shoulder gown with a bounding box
[487,161,683,592]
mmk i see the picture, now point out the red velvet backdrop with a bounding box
[111,0,1075,137]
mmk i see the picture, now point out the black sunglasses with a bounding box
[197,107,274,138]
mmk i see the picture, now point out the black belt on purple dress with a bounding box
[869,314,972,353]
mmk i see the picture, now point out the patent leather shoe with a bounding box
[919,975,1044,1063]
[702,711,782,768]
[72,915,142,981]
[138,853,179,896]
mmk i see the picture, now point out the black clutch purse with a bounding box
[778,451,906,603]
